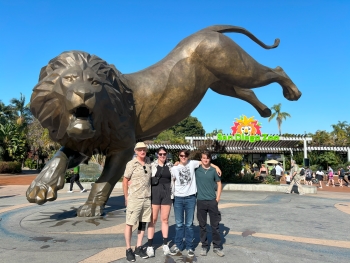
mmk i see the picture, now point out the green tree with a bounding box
[206,128,223,137]
[168,115,205,137]
[268,103,291,135]
[330,121,348,146]
[310,130,333,146]
[0,101,14,124]
[317,151,341,169]
[0,122,27,162]
[10,93,32,126]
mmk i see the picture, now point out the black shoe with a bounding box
[126,248,135,262]
[135,246,149,259]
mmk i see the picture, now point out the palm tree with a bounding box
[10,93,32,126]
[331,121,348,146]
[268,103,291,135]
[0,100,14,124]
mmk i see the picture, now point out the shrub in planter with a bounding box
[0,161,22,174]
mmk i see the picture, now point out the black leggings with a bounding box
[70,174,84,191]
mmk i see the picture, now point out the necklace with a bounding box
[203,166,210,174]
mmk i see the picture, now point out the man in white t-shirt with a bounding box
[169,149,221,258]
[275,163,284,182]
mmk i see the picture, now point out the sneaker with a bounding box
[200,247,207,256]
[213,248,225,257]
[67,190,73,193]
[284,192,290,194]
[135,246,148,259]
[326,184,329,186]
[146,246,155,257]
[169,245,180,256]
[162,244,170,255]
[126,248,135,262]
[187,249,195,257]
[80,189,87,193]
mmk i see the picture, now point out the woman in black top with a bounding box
[146,147,174,257]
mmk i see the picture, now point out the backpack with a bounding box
[340,169,345,176]
[270,168,276,176]
[299,168,305,176]
[306,169,312,178]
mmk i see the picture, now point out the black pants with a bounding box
[197,199,221,249]
[70,174,84,191]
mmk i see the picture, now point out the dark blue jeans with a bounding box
[173,194,196,250]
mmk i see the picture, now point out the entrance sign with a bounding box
[217,115,280,142]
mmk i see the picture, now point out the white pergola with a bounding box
[145,136,350,162]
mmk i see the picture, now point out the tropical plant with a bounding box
[0,100,15,124]
[268,103,291,135]
[10,93,32,126]
[0,122,27,162]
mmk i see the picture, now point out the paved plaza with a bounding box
[1,178,350,263]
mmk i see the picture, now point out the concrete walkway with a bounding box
[1,181,350,263]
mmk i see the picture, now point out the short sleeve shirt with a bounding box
[124,158,151,199]
[171,160,200,197]
[195,166,221,200]
[275,165,283,176]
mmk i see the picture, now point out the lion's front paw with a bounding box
[26,152,67,205]
[77,203,104,217]
[26,184,59,205]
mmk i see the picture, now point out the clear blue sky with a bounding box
[1,0,349,135]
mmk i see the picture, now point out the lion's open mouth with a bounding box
[66,106,95,140]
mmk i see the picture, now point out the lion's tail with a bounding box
[201,25,280,49]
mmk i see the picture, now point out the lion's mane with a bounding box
[30,51,135,156]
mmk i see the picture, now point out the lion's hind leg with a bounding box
[210,81,271,117]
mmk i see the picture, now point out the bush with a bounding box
[0,161,22,173]
[24,158,37,169]
[212,155,243,183]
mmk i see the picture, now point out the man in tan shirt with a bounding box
[285,160,305,195]
[123,142,151,261]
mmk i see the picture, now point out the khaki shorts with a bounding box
[126,197,151,226]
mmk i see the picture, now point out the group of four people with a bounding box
[123,142,224,262]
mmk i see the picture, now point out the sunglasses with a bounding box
[158,153,167,156]
[179,155,188,158]
[143,166,148,174]
[137,149,147,152]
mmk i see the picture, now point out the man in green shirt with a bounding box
[68,165,87,193]
[195,150,224,257]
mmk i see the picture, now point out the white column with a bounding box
[303,139,307,159]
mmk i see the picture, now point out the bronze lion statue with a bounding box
[27,25,301,216]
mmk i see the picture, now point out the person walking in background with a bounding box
[285,160,305,195]
[305,167,313,186]
[67,165,87,193]
[338,167,349,187]
[196,150,224,257]
[146,147,173,257]
[123,142,152,262]
[326,166,335,187]
[315,168,324,189]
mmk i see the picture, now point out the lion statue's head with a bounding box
[31,51,135,156]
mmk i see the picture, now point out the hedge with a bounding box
[0,161,22,174]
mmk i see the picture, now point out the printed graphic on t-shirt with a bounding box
[179,167,191,185]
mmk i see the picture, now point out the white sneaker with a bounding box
[81,189,87,193]
[67,191,73,193]
[163,244,170,255]
[146,246,154,257]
